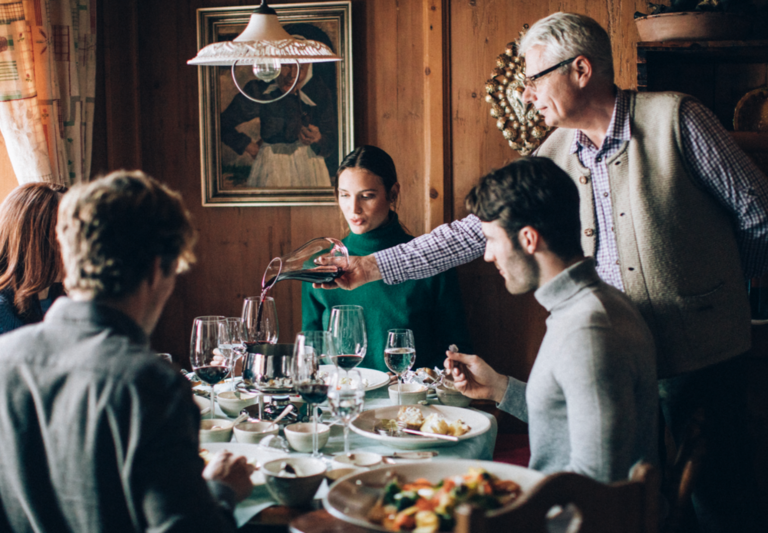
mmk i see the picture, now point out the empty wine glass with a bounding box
[293,331,334,458]
[222,317,246,390]
[190,317,228,419]
[328,305,366,378]
[384,329,416,405]
[242,296,279,350]
[327,368,365,457]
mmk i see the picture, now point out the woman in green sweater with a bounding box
[302,145,472,373]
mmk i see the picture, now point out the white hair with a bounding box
[519,12,614,83]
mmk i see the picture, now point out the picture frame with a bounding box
[193,2,353,206]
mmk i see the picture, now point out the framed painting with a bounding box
[193,2,353,206]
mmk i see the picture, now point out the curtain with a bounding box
[0,0,96,186]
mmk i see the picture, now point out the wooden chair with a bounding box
[454,463,659,533]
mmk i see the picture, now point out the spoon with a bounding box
[269,403,294,429]
[231,412,249,426]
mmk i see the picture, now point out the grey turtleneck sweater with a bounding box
[499,258,658,483]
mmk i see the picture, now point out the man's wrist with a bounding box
[362,254,382,283]
[492,374,510,404]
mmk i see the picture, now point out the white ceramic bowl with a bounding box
[216,391,259,418]
[284,422,330,453]
[262,457,327,507]
[436,384,472,407]
[331,451,382,469]
[388,383,428,405]
[325,467,360,484]
[233,421,279,444]
[199,418,234,443]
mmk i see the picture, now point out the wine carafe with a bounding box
[262,237,349,291]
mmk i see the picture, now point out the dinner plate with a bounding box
[323,459,544,532]
[200,442,288,485]
[318,365,390,392]
[349,404,491,449]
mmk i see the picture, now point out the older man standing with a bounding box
[319,13,768,533]
[0,171,253,532]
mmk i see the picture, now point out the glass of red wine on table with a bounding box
[328,305,367,380]
[190,316,228,419]
[293,331,335,458]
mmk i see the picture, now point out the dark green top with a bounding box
[302,213,472,373]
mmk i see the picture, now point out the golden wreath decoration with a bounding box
[485,26,552,155]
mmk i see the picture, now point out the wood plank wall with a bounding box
[92,0,662,379]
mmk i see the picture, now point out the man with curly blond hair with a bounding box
[0,171,253,532]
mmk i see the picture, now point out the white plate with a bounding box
[319,365,390,392]
[323,459,544,532]
[200,442,288,485]
[349,404,491,449]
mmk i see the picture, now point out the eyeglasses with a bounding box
[523,56,578,91]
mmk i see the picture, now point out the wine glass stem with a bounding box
[312,404,319,456]
[343,423,350,455]
[398,375,402,406]
[210,385,216,419]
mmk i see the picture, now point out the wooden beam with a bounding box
[422,0,450,232]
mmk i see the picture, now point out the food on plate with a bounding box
[318,370,370,388]
[389,409,471,437]
[264,377,292,388]
[367,468,522,532]
[397,406,425,429]
[416,367,439,383]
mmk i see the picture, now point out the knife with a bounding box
[387,451,438,460]
[402,429,459,441]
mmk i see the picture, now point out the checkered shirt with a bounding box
[375,91,768,287]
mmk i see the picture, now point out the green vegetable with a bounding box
[382,480,402,506]
[393,490,418,511]
[437,512,455,531]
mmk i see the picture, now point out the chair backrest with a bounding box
[454,463,659,533]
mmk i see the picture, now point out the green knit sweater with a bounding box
[302,213,472,373]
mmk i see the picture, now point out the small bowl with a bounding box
[284,422,331,453]
[233,421,279,444]
[436,385,472,407]
[325,467,359,484]
[331,452,383,469]
[388,383,428,405]
[216,391,259,418]
[199,418,234,443]
[262,457,327,507]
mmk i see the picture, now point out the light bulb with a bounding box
[252,58,281,82]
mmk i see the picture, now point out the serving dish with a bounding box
[349,404,491,449]
[323,459,544,532]
[201,442,288,485]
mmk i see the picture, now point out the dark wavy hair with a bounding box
[0,182,68,314]
[465,157,582,261]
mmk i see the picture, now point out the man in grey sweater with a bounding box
[445,157,658,483]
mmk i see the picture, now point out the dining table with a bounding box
[202,379,500,531]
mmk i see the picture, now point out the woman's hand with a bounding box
[444,350,509,403]
[299,124,321,145]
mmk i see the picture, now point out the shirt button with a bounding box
[579,176,589,184]
[615,260,620,265]
[584,229,595,237]
[611,226,614,232]
[596,156,602,162]
[603,192,609,198]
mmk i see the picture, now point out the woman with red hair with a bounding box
[0,182,68,334]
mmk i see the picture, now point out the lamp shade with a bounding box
[188,12,340,66]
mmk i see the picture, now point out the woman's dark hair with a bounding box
[0,182,68,314]
[465,157,582,261]
[335,145,399,200]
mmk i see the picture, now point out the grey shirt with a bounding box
[498,259,658,483]
[0,298,237,532]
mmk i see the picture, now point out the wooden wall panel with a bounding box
[94,0,672,376]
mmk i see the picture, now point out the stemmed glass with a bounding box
[328,305,366,379]
[222,317,246,390]
[293,331,335,458]
[384,329,416,405]
[242,296,279,349]
[190,316,228,419]
[327,368,365,457]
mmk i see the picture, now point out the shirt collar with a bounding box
[569,88,631,154]
[45,297,149,346]
[534,258,601,312]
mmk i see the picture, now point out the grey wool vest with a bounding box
[536,91,750,377]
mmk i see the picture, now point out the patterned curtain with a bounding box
[0,0,96,185]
